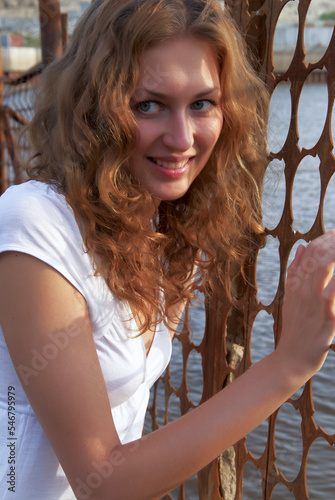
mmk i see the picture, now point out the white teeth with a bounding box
[152,158,189,169]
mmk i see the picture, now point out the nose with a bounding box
[162,111,194,151]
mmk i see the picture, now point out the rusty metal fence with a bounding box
[0,0,66,194]
[0,0,334,499]
[0,65,39,193]
[148,1,335,499]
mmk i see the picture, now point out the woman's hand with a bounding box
[276,230,335,380]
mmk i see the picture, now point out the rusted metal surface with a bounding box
[0,66,38,194]
[0,0,64,193]
[61,12,69,50]
[149,1,335,499]
[227,1,335,498]
[39,0,63,67]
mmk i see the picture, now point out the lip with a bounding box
[147,156,193,178]
[150,156,193,162]
[150,155,193,165]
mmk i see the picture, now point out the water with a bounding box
[146,83,335,499]
[0,10,81,38]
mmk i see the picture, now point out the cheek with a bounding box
[214,114,224,141]
[201,118,223,152]
[134,121,159,152]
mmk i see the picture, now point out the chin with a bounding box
[152,184,192,203]
[155,191,188,203]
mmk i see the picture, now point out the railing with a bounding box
[149,1,335,498]
[0,62,42,193]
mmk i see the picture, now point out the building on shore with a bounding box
[0,7,333,75]
[272,21,333,82]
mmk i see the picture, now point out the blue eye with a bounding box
[137,101,160,113]
[191,100,214,111]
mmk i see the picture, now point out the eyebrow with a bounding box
[137,87,221,99]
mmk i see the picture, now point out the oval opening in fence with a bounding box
[298,80,328,150]
[271,481,294,499]
[256,235,281,306]
[311,350,335,435]
[245,417,268,460]
[304,6,333,66]
[272,1,299,75]
[275,402,303,481]
[323,172,335,232]
[306,437,335,498]
[251,310,275,365]
[241,460,264,499]
[268,82,292,154]
[263,158,286,231]
[292,154,321,234]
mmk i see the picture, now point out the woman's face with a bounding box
[128,36,223,204]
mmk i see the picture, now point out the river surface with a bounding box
[145,83,335,499]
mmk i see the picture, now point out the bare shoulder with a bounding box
[0,251,120,492]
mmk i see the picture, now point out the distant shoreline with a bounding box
[0,47,329,80]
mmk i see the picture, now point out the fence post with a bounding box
[0,40,7,195]
[61,13,69,51]
[39,0,63,67]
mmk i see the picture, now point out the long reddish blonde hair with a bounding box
[27,0,269,332]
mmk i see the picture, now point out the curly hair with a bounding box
[26,0,269,333]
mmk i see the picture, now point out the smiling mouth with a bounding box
[148,157,191,169]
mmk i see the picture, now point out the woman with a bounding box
[0,0,334,499]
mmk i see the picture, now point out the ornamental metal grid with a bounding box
[145,1,335,499]
[0,67,40,194]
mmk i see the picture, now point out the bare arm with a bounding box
[0,230,334,500]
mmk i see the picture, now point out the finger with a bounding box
[298,232,335,292]
[292,244,306,267]
[308,230,335,266]
[287,245,306,274]
[286,245,306,291]
[322,274,335,320]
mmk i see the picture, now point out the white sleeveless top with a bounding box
[0,181,172,499]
